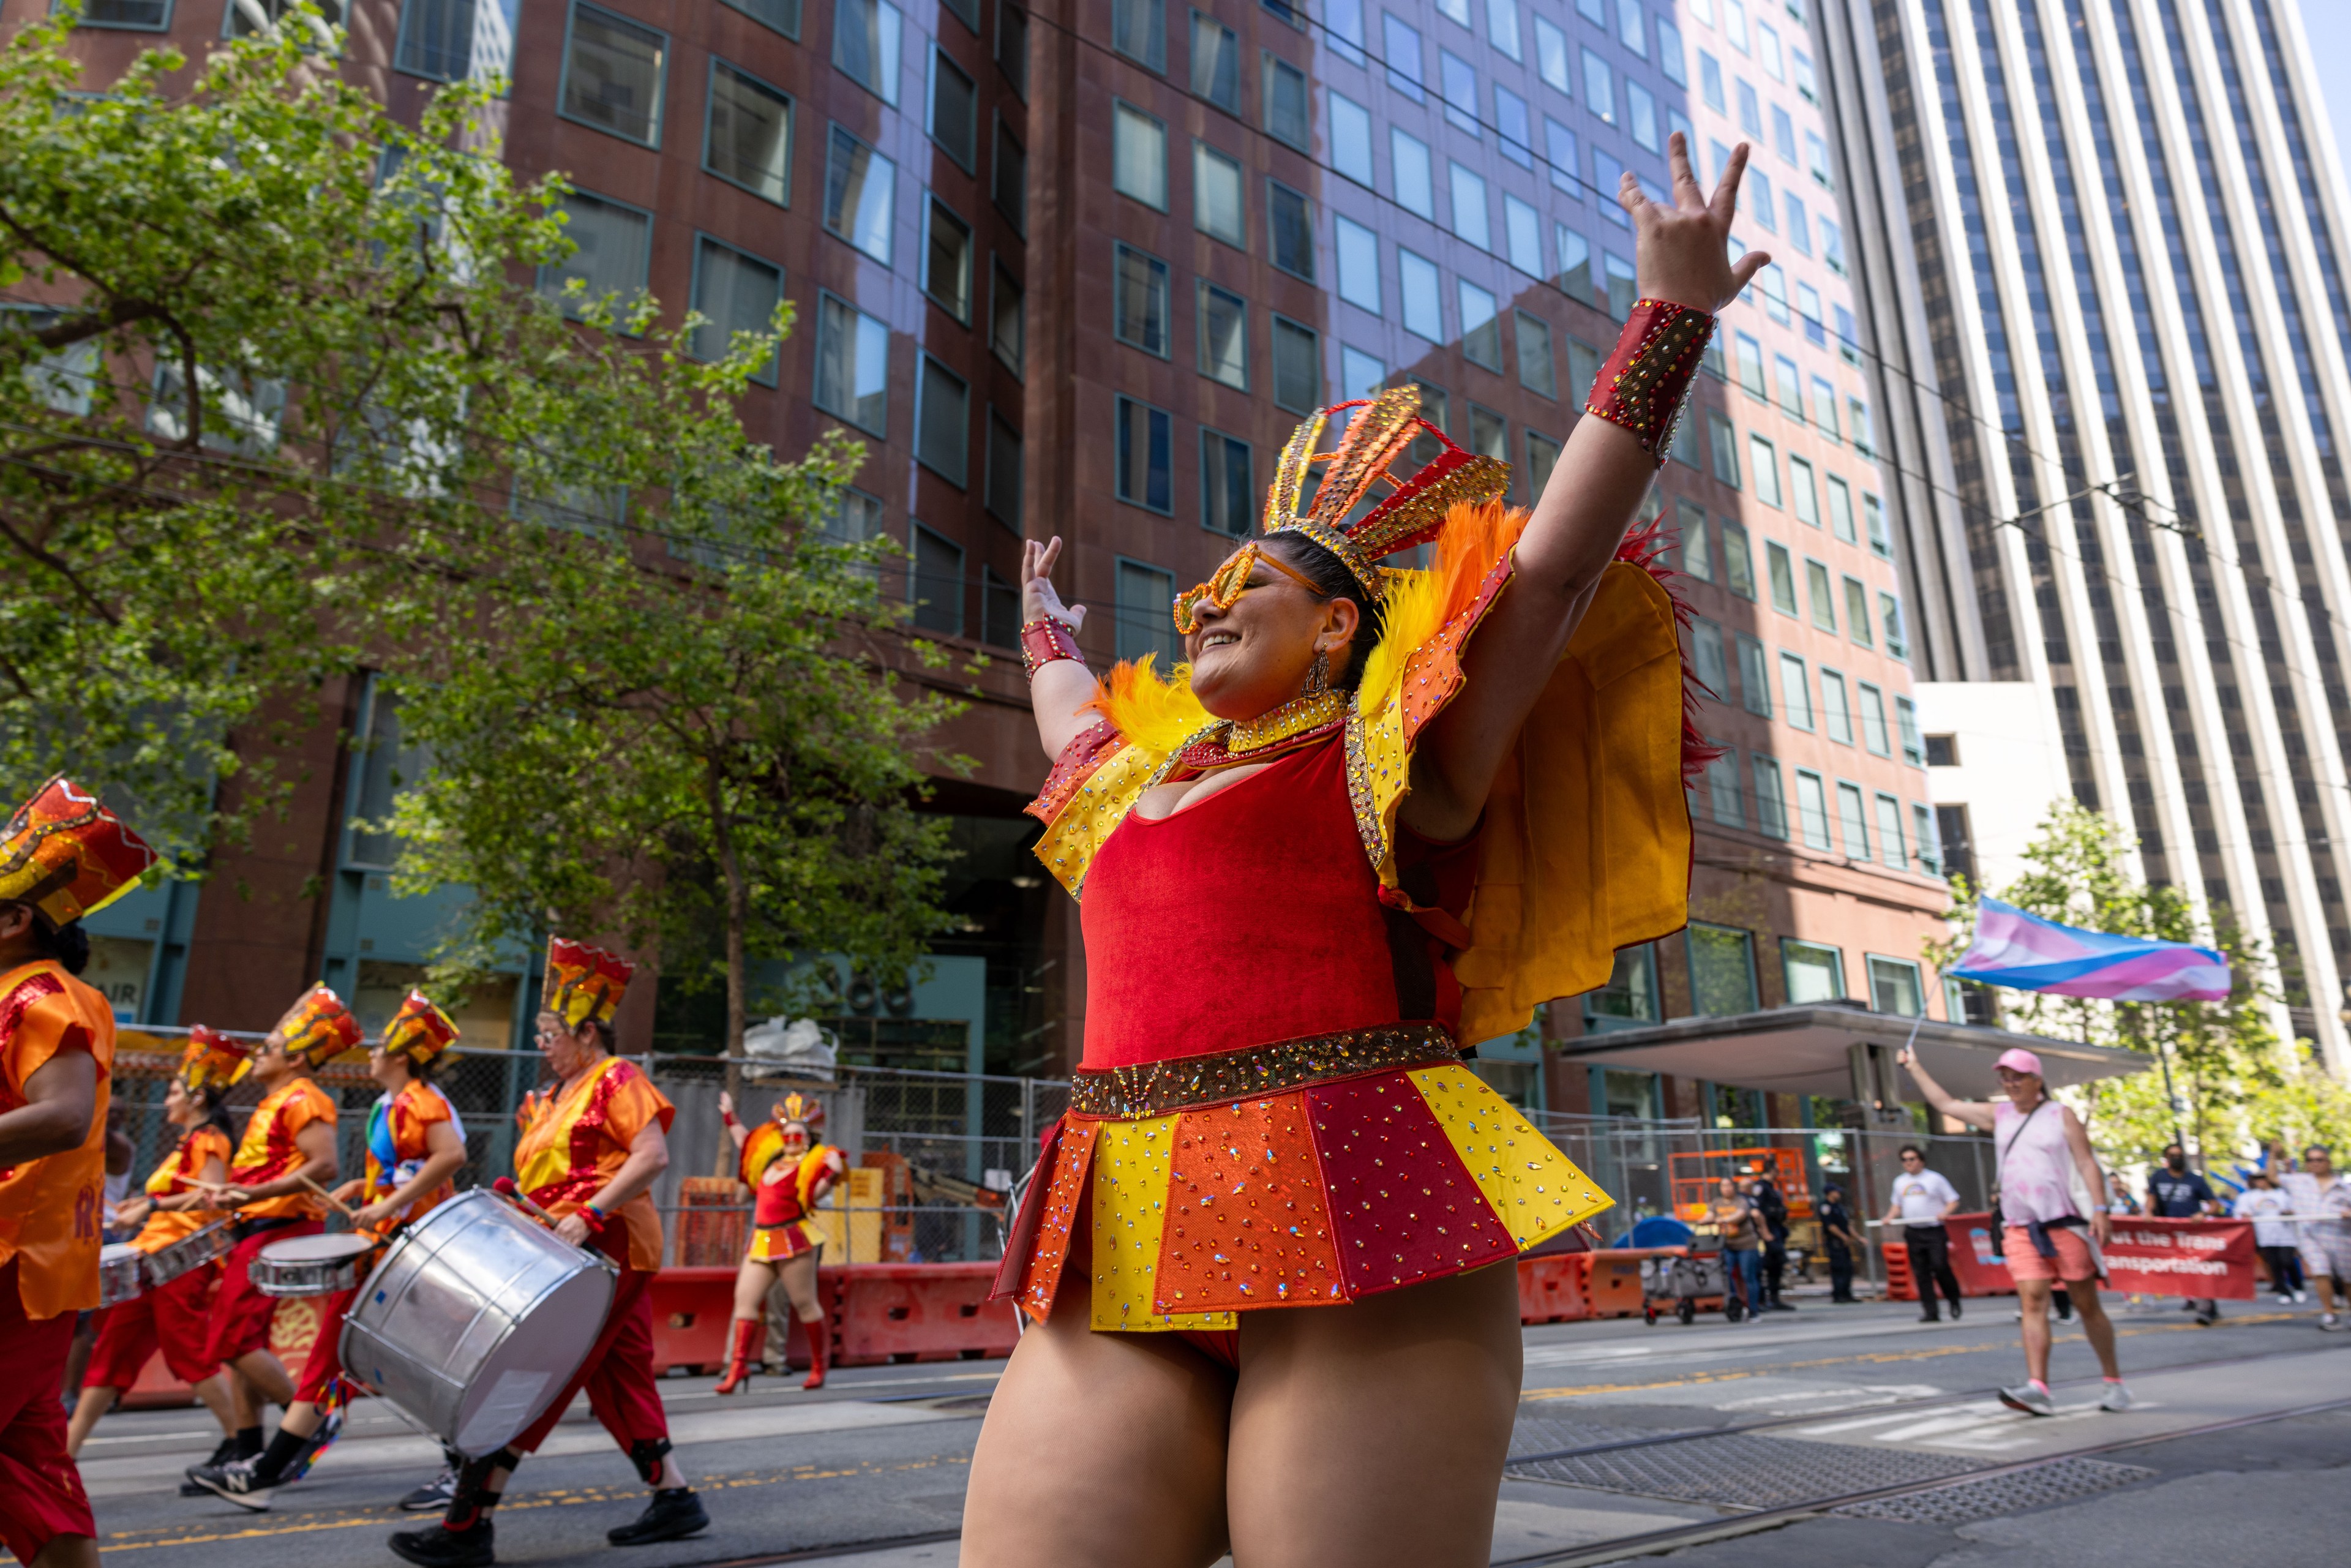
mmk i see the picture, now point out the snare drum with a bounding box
[144,1219,234,1286]
[250,1233,377,1297]
[98,1242,146,1307]
[340,1188,615,1457]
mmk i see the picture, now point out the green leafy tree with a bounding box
[1927,801,2351,1169]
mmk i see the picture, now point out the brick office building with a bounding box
[37,0,1952,1123]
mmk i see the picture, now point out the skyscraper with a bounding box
[1818,0,2351,1071]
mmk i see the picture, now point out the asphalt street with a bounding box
[78,1289,2351,1567]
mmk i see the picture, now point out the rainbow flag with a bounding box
[1946,896,2230,1003]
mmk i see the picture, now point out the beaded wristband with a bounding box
[580,1202,610,1232]
[1020,617,1086,679]
[1583,299,1717,465]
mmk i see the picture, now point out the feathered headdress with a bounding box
[0,775,154,928]
[774,1091,825,1130]
[380,990,459,1065]
[178,1025,254,1095]
[543,937,633,1029]
[271,985,364,1067]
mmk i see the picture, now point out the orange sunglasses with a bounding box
[1172,543,1325,634]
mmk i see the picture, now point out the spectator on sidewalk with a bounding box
[2148,1144,2223,1325]
[1900,1045,2130,1417]
[1818,1182,1862,1304]
[1748,1168,1796,1311]
[1883,1144,1964,1322]
[2105,1172,2142,1216]
[1708,1176,1766,1325]
[2279,1144,2351,1331]
[2233,1170,2305,1304]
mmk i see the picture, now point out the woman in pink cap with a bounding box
[1900,1045,2131,1416]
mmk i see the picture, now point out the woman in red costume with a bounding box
[69,1029,243,1461]
[712,1090,847,1393]
[190,991,467,1510]
[964,137,1763,1566]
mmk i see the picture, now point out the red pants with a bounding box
[0,1258,96,1563]
[292,1288,358,1404]
[86,1263,220,1388]
[204,1220,321,1364]
[511,1254,668,1458]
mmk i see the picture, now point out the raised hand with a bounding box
[1619,132,1769,314]
[1021,536,1086,631]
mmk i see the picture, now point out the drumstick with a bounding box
[492,1177,559,1226]
[297,1172,361,1222]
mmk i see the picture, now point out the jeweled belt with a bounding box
[1067,1022,1460,1118]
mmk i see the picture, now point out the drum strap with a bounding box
[629,1437,672,1485]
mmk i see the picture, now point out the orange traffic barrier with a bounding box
[1587,1247,1685,1319]
[833,1262,1020,1366]
[1517,1251,1591,1324]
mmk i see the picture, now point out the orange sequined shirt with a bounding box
[514,1056,673,1270]
[0,959,117,1319]
[229,1077,338,1221]
[130,1123,232,1253]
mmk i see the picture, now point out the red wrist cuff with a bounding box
[1584,299,1716,465]
[1021,617,1086,679]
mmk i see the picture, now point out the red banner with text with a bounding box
[1937,1212,2257,1300]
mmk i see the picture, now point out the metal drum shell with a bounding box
[98,1243,146,1307]
[144,1220,234,1286]
[249,1234,376,1299]
[339,1189,615,1459]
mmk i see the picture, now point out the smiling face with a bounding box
[164,1078,195,1127]
[1181,538,1362,721]
[1995,1065,2044,1108]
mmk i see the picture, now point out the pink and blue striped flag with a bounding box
[1946,896,2232,1003]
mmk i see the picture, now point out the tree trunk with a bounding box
[704,761,751,1067]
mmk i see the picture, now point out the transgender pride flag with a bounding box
[1946,896,2232,1003]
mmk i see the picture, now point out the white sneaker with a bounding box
[2294,1289,2308,1303]
[2099,1382,2135,1412]
[1999,1382,2057,1417]
[2322,1313,2345,1332]
[2277,1292,2295,1304]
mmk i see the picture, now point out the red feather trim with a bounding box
[1613,514,1724,781]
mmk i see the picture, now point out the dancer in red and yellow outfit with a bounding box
[712,1091,847,1393]
[0,776,152,1568]
[190,992,465,1510]
[964,136,1761,1567]
[68,1029,244,1461]
[390,940,708,1568]
[198,986,351,1462]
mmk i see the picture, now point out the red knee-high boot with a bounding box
[714,1317,764,1395]
[800,1316,828,1390]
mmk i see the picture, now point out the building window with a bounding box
[1336,216,1382,312]
[833,0,902,105]
[1565,336,1599,405]
[1708,410,1740,487]
[1873,793,1907,871]
[1115,396,1174,514]
[1765,540,1797,615]
[1820,669,1851,743]
[1895,694,1924,765]
[1526,429,1561,495]
[1582,47,1614,121]
[1703,748,1742,828]
[1440,48,1480,137]
[1330,91,1375,185]
[538,190,652,317]
[1468,403,1507,470]
[823,124,896,264]
[1496,84,1534,167]
[76,0,168,29]
[1752,756,1788,838]
[940,0,977,33]
[1392,127,1435,217]
[986,408,1022,530]
[983,567,1020,648]
[1826,477,1856,543]
[996,0,1027,95]
[1269,181,1316,280]
[1790,457,1820,527]
[1834,780,1869,859]
[1842,578,1873,647]
[1112,0,1164,70]
[1793,770,1831,850]
[1603,250,1637,317]
[909,522,963,635]
[928,47,977,170]
[1504,193,1542,274]
[991,259,1023,374]
[1627,78,1659,151]
[1868,955,1923,1015]
[1193,10,1240,109]
[688,237,782,384]
[1535,14,1569,94]
[1804,557,1835,630]
[1679,501,1712,582]
[1734,331,1766,400]
[1813,377,1842,440]
[1913,803,1943,877]
[1197,282,1248,389]
[1583,943,1659,1031]
[1783,938,1843,1003]
[1687,923,1758,1015]
[1450,161,1491,249]
[1858,681,1891,756]
[1515,312,1555,397]
[1392,250,1442,343]
[1851,397,1877,457]
[1113,100,1168,209]
[705,61,792,205]
[920,199,973,321]
[1750,433,1780,506]
[1720,520,1756,599]
[1460,281,1501,371]
[1384,11,1425,100]
[814,291,889,435]
[915,354,969,486]
[1735,632,1769,716]
[395,0,522,80]
[1264,51,1311,149]
[1881,593,1909,660]
[1113,244,1171,357]
[561,3,667,147]
[1775,653,1816,732]
[994,118,1026,231]
[1201,428,1253,536]
[1116,557,1182,664]
[1194,141,1247,247]
[1548,119,1581,198]
[1341,346,1385,400]
[1271,315,1319,413]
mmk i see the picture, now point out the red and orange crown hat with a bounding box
[0,775,155,929]
[380,990,459,1065]
[272,985,364,1068]
[1261,384,1513,604]
[178,1025,254,1095]
[775,1091,826,1131]
[544,937,634,1029]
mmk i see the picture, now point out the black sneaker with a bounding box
[389,1521,495,1568]
[607,1490,710,1546]
[181,1439,239,1498]
[400,1465,460,1513]
[1951,1299,1963,1320]
[190,1457,281,1513]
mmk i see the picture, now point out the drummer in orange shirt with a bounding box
[201,986,353,1461]
[190,991,467,1510]
[0,775,153,1568]
[67,1030,244,1463]
[389,939,708,1568]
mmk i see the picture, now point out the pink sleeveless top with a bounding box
[1995,1100,2077,1225]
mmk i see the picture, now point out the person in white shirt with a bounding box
[1882,1144,1964,1323]
[2279,1144,2351,1330]
[2232,1172,2303,1304]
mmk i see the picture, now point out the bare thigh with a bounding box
[961,1269,1234,1568]
[1228,1261,1523,1568]
[732,1257,778,1320]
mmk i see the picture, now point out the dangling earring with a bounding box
[1302,645,1330,697]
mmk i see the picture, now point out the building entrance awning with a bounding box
[1556,1003,2154,1100]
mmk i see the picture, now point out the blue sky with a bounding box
[2297,1,2351,191]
